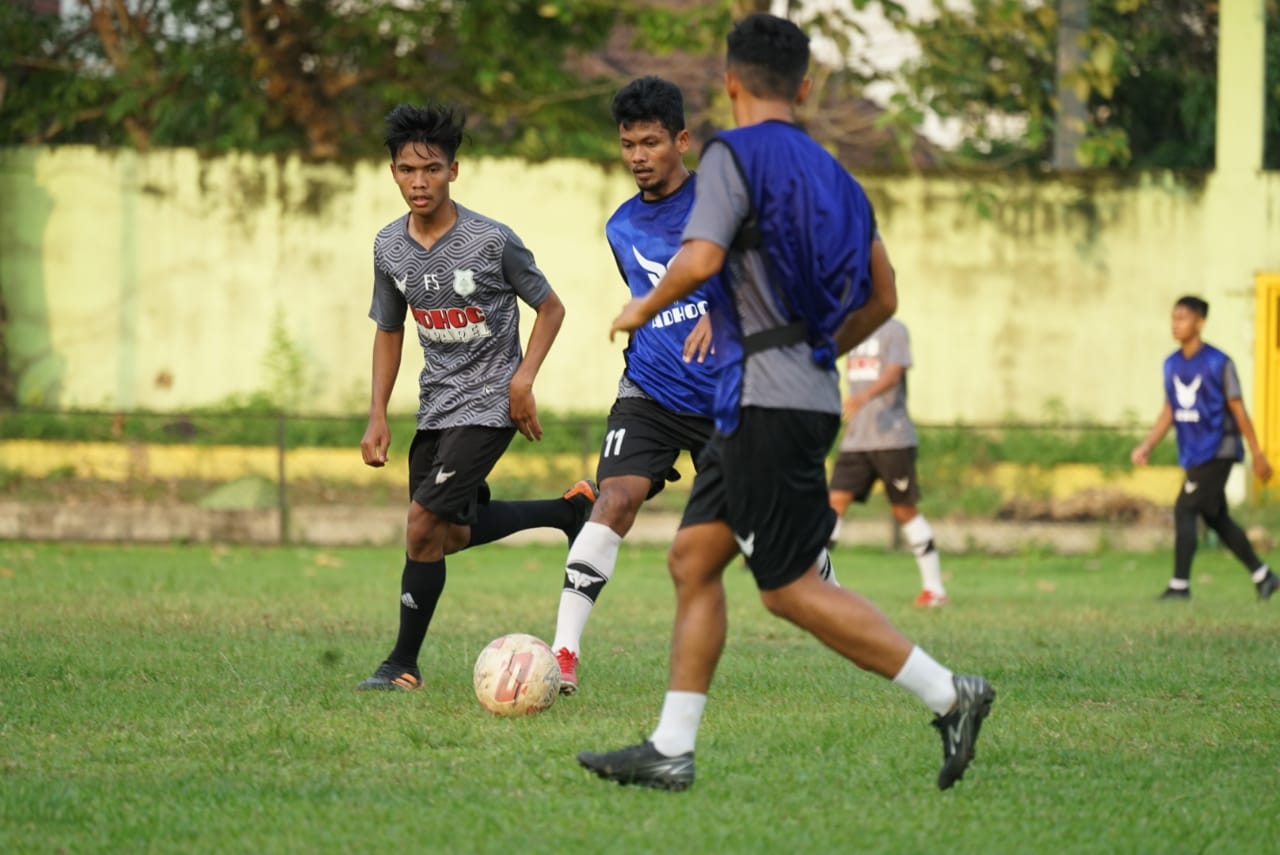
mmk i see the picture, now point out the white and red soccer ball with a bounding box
[472,633,561,716]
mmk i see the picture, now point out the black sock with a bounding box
[388,556,446,669]
[466,499,573,548]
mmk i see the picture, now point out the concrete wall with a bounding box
[2,146,1278,424]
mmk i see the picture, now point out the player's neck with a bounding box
[732,96,795,129]
[1179,338,1203,359]
[408,201,458,249]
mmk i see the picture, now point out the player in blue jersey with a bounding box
[577,14,993,792]
[354,103,596,692]
[1130,295,1277,601]
[549,77,717,694]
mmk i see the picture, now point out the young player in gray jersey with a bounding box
[829,318,947,607]
[356,103,596,692]
[577,14,993,793]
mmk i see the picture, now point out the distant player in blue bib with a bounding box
[548,77,722,695]
[1131,295,1276,601]
[578,13,994,794]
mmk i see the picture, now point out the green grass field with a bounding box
[2,541,1278,854]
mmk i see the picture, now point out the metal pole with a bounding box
[277,411,289,545]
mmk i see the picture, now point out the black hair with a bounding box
[1175,295,1209,318]
[383,103,466,163]
[726,13,810,101]
[611,76,686,139]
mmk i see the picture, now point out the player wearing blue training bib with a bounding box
[1131,295,1276,601]
[579,14,995,794]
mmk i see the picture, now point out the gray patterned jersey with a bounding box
[838,318,918,452]
[368,204,553,430]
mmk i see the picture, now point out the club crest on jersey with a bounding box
[411,305,492,343]
[453,268,477,297]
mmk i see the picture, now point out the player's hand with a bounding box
[361,418,391,467]
[842,394,864,421]
[1129,444,1150,467]
[683,314,714,363]
[610,297,652,342]
[509,379,542,442]
[1253,451,1273,483]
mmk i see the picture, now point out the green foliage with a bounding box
[261,307,309,414]
[4,543,1280,853]
[895,0,1280,169]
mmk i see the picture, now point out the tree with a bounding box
[890,0,1280,170]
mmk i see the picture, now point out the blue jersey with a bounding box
[605,175,718,417]
[1163,343,1242,469]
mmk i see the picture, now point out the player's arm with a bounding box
[610,240,724,339]
[511,289,565,442]
[844,362,906,420]
[361,326,403,467]
[1226,396,1273,482]
[834,238,898,356]
[1130,402,1173,466]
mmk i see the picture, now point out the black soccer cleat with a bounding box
[1257,571,1279,602]
[355,660,423,691]
[1158,587,1191,601]
[578,740,695,791]
[562,479,598,545]
[932,674,995,790]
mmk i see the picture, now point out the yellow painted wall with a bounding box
[3,148,1278,427]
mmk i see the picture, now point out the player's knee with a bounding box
[593,483,644,533]
[406,504,448,558]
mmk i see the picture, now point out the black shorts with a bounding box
[682,408,839,590]
[829,447,921,505]
[1175,458,1234,517]
[596,397,714,499]
[407,426,515,525]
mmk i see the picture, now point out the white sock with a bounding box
[892,646,956,716]
[551,522,621,654]
[650,691,707,756]
[817,547,840,587]
[901,514,945,595]
[1168,577,1190,591]
[1252,565,1271,583]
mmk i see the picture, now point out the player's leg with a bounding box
[880,449,946,605]
[1162,466,1204,600]
[739,410,992,790]
[550,473,648,693]
[357,429,457,690]
[1193,460,1277,598]
[553,399,712,693]
[827,450,873,550]
[577,437,735,791]
[359,427,530,691]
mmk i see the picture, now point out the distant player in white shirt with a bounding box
[828,318,947,607]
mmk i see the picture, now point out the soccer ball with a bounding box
[472,633,561,716]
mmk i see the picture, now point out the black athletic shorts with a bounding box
[596,397,714,499]
[1175,457,1235,517]
[682,407,839,590]
[407,426,515,525]
[829,447,921,505]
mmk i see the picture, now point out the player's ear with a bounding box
[795,77,813,106]
[675,128,691,154]
[448,160,459,182]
